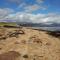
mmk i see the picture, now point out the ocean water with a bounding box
[31,27,60,31]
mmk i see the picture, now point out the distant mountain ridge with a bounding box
[17,22,60,27]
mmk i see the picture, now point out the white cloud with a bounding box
[18,3,47,13]
[0,8,14,19]
[16,13,60,23]
[6,0,47,14]
[16,0,46,13]
[0,9,60,23]
[6,0,44,4]
[24,4,40,13]
[6,0,23,5]
[0,0,59,23]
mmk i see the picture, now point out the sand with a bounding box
[0,27,60,60]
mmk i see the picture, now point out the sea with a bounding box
[31,27,60,31]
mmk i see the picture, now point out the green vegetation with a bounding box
[0,22,16,26]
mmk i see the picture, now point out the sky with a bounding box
[0,0,60,23]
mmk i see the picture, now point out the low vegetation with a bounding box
[0,22,16,26]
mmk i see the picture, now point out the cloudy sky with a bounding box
[0,0,60,23]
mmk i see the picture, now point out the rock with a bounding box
[0,36,7,40]
[23,54,28,58]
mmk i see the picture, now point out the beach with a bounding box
[0,27,60,60]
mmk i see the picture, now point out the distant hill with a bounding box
[0,22,16,26]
